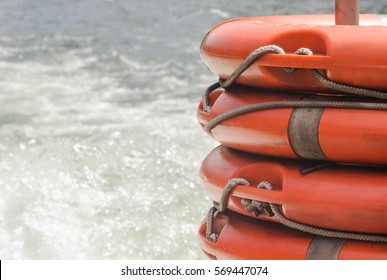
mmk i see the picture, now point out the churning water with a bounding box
[0,0,385,259]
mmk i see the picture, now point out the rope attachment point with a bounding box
[202,45,387,118]
[206,178,249,242]
[205,177,387,243]
[241,181,274,217]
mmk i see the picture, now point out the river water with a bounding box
[0,0,384,259]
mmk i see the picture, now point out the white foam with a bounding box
[0,34,216,259]
[210,8,230,19]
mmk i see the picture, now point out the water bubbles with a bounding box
[0,0,220,260]
[20,178,29,184]
[72,143,83,153]
[209,8,230,19]
[14,227,23,236]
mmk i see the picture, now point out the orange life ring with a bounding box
[198,85,387,165]
[200,146,387,235]
[201,14,387,92]
[198,211,387,260]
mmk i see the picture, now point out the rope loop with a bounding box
[218,45,285,88]
[205,206,219,242]
[202,82,221,113]
[206,178,250,243]
[284,47,313,73]
[213,178,250,212]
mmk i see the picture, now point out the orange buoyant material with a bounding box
[198,85,387,165]
[200,14,387,92]
[200,146,387,235]
[197,211,387,260]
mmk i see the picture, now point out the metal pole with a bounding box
[335,0,359,25]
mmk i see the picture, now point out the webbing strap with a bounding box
[306,236,346,260]
[288,95,329,160]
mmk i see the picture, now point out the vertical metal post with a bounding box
[335,0,359,25]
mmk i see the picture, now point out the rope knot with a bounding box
[241,181,274,217]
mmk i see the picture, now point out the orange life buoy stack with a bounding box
[196,7,387,260]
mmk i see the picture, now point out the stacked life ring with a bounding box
[196,6,387,260]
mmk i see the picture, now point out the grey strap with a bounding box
[288,95,328,160]
[306,236,346,260]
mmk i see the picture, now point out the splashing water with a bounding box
[0,0,384,259]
